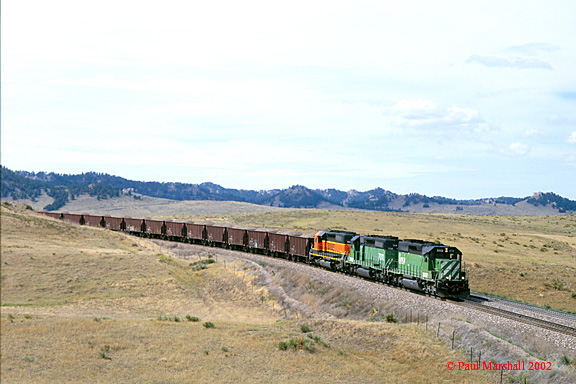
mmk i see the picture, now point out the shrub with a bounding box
[552,278,566,291]
[385,313,397,323]
[302,338,316,353]
[307,334,330,348]
[203,321,215,328]
[300,323,312,333]
[189,259,215,271]
[278,335,326,353]
[288,338,299,349]
[100,346,112,360]
[186,315,200,322]
[278,341,289,351]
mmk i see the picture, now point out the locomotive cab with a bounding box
[311,230,357,270]
[429,245,470,298]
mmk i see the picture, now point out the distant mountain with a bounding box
[2,167,575,215]
[261,185,332,208]
[526,192,576,213]
[1,167,120,211]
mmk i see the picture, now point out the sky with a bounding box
[2,0,576,199]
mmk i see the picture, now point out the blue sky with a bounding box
[2,1,576,199]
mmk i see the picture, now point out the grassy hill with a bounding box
[1,204,492,383]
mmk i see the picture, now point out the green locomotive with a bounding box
[311,230,470,299]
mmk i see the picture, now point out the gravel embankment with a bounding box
[156,241,576,384]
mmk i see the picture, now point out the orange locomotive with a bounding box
[310,230,356,269]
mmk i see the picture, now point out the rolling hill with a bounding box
[2,166,575,215]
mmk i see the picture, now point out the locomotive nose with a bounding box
[439,258,462,281]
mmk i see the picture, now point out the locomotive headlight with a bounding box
[462,276,465,280]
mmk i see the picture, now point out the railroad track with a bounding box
[458,299,576,338]
[170,240,576,337]
[202,245,576,338]
[227,248,576,338]
[140,231,576,339]
[469,292,576,325]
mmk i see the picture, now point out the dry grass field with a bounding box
[1,204,491,383]
[185,209,576,313]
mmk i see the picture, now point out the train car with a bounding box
[164,221,186,240]
[103,216,123,231]
[393,240,469,298]
[310,230,357,269]
[268,232,288,256]
[42,211,64,220]
[144,219,164,237]
[185,222,205,243]
[62,213,84,226]
[287,234,313,262]
[227,227,248,250]
[124,218,145,233]
[348,235,399,279]
[204,224,227,246]
[82,214,105,228]
[246,229,269,254]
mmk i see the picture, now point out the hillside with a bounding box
[1,204,496,383]
[2,166,575,215]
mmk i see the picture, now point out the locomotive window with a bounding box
[375,241,384,248]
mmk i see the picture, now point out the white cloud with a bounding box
[391,99,487,135]
[508,143,530,156]
[523,129,541,136]
[466,55,553,70]
[568,130,576,143]
[507,43,561,56]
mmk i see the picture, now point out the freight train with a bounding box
[41,211,470,299]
